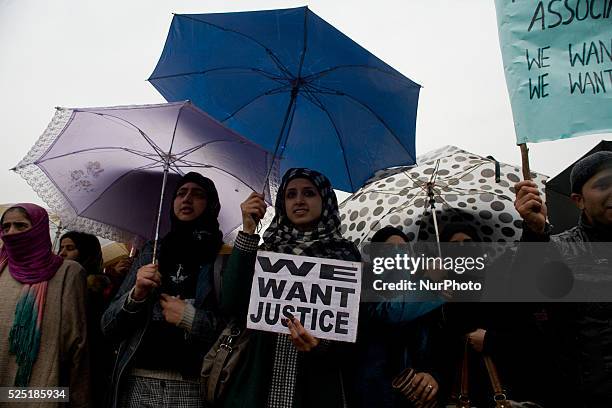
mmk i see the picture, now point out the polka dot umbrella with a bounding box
[339,145,548,247]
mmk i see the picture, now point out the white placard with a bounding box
[246,251,362,343]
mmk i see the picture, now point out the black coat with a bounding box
[520,214,612,408]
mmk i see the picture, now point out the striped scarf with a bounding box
[1,256,49,387]
[0,204,62,386]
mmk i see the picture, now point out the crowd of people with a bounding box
[0,149,610,408]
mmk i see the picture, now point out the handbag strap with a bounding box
[457,339,471,408]
[482,355,511,408]
[206,345,232,402]
[391,367,415,394]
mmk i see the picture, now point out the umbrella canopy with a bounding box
[13,102,277,243]
[149,6,420,192]
[545,140,612,234]
[339,145,548,247]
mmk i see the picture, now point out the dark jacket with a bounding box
[354,305,445,408]
[355,260,445,408]
[219,235,351,408]
[101,242,224,408]
[441,301,554,407]
[521,214,612,408]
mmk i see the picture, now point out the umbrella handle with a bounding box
[426,182,443,257]
[152,163,170,263]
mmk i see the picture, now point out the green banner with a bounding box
[495,0,612,143]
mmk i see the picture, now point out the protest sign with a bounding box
[495,0,612,143]
[246,251,362,343]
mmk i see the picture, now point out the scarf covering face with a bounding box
[261,168,361,261]
[59,231,103,275]
[0,204,63,283]
[0,203,63,386]
[157,172,223,297]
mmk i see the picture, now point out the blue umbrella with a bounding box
[149,6,420,192]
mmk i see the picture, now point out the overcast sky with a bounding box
[0,0,609,206]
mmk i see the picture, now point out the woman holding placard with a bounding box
[221,168,361,408]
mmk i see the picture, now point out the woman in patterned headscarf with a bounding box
[221,168,361,408]
[0,204,90,407]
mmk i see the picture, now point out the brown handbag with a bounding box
[200,321,250,404]
[448,340,512,408]
[200,252,250,404]
[392,367,440,408]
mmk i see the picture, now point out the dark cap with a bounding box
[570,151,612,194]
[371,226,409,243]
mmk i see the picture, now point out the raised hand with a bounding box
[241,192,267,235]
[514,180,548,234]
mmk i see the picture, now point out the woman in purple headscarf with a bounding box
[0,204,90,407]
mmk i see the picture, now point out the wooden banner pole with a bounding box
[519,143,531,181]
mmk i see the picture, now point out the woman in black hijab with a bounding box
[102,172,225,408]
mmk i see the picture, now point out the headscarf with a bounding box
[439,222,482,243]
[371,226,410,243]
[157,172,223,297]
[261,168,360,261]
[0,204,63,386]
[59,231,103,275]
[0,204,63,283]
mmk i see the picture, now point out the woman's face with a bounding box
[173,182,208,222]
[284,177,323,231]
[1,209,32,236]
[385,235,407,244]
[449,232,473,243]
[59,238,80,260]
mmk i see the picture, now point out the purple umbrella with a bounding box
[13,101,277,251]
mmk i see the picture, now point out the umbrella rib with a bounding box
[296,7,308,78]
[221,83,292,123]
[37,147,165,165]
[400,169,430,196]
[168,162,186,177]
[440,161,491,185]
[372,184,511,201]
[363,192,422,241]
[303,65,417,86]
[172,139,247,161]
[149,66,287,84]
[75,111,167,159]
[444,187,512,200]
[307,86,416,164]
[174,14,294,80]
[428,160,441,185]
[178,163,261,194]
[301,83,327,109]
[300,87,355,190]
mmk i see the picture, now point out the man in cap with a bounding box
[514,151,612,408]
